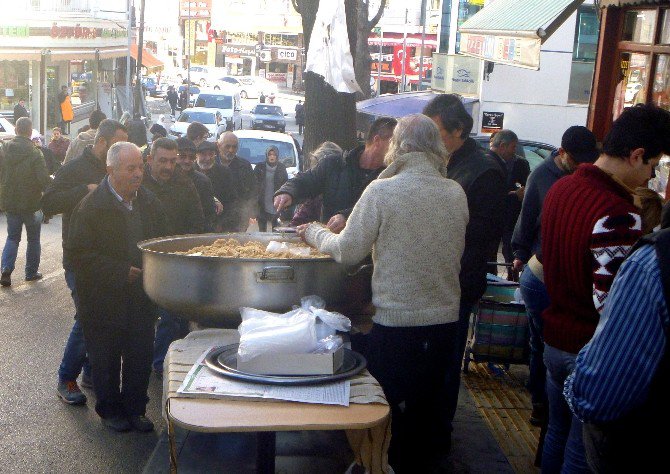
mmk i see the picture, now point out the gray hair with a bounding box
[15,117,33,137]
[491,129,518,148]
[310,141,342,168]
[384,114,447,168]
[119,111,132,126]
[94,119,126,145]
[107,141,140,169]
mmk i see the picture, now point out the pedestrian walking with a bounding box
[13,98,29,124]
[166,86,178,116]
[57,86,74,134]
[0,117,52,287]
[295,100,305,135]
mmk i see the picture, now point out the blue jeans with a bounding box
[152,307,190,372]
[519,268,549,405]
[542,344,590,474]
[1,210,42,277]
[443,299,475,431]
[58,269,91,382]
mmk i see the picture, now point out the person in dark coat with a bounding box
[217,132,257,231]
[423,93,506,452]
[195,140,236,231]
[142,137,204,377]
[48,127,70,164]
[487,129,530,279]
[13,98,29,124]
[67,141,168,432]
[126,113,148,148]
[294,100,305,135]
[42,119,129,406]
[166,86,179,116]
[175,137,219,232]
[274,117,397,233]
[254,145,288,231]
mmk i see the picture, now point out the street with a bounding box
[0,214,163,473]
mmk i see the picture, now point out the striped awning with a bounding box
[458,0,583,69]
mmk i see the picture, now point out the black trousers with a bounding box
[81,319,154,419]
[352,321,458,472]
[257,210,279,232]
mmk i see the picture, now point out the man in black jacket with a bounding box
[143,137,204,375]
[254,145,288,231]
[175,137,219,232]
[217,131,256,231]
[273,117,397,233]
[13,98,29,124]
[67,141,168,432]
[423,93,506,451]
[42,119,128,406]
[196,140,236,231]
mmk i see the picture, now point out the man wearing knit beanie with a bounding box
[539,104,670,472]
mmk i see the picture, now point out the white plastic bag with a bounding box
[312,308,351,333]
[237,310,317,362]
[301,295,326,310]
[314,335,344,354]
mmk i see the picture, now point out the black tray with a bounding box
[204,344,366,385]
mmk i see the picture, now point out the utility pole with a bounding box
[126,0,132,115]
[374,26,383,97]
[418,0,427,91]
[400,8,408,93]
[134,0,145,117]
[186,0,192,109]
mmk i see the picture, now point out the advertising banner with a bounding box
[459,32,541,70]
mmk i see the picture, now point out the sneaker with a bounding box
[530,402,547,426]
[128,415,154,432]
[25,272,43,282]
[80,373,93,389]
[57,380,87,405]
[0,272,11,287]
[102,416,132,432]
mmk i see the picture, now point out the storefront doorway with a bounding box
[46,66,60,128]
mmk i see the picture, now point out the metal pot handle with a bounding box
[257,266,295,283]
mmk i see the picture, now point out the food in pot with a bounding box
[179,238,330,259]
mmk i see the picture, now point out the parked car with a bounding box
[194,90,242,130]
[0,117,41,140]
[249,104,286,132]
[473,136,557,172]
[141,77,158,97]
[187,65,227,87]
[169,108,226,142]
[234,129,301,178]
[240,75,279,97]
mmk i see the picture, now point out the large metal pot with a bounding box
[138,233,353,326]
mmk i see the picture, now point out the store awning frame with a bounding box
[130,44,164,69]
[458,0,584,69]
[599,0,668,7]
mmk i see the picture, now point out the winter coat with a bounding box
[254,161,288,215]
[126,118,148,148]
[0,136,51,213]
[64,128,96,163]
[41,145,107,270]
[58,92,74,122]
[447,137,507,305]
[184,168,217,232]
[48,136,70,163]
[67,179,168,329]
[275,145,381,222]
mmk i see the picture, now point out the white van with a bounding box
[193,89,242,130]
[233,130,302,179]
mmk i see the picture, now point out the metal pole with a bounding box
[186,1,191,108]
[135,0,145,117]
[126,0,132,115]
[400,8,407,93]
[418,0,427,91]
[377,29,382,97]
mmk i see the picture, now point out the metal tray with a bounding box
[204,344,367,385]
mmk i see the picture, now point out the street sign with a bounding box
[277,49,297,61]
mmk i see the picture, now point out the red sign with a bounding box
[51,23,98,39]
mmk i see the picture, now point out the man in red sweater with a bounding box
[540,103,670,473]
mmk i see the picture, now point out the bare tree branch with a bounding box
[369,0,386,29]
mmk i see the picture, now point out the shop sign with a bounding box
[259,50,272,62]
[431,53,480,96]
[481,111,504,133]
[179,0,212,19]
[459,32,541,70]
[50,23,125,39]
[266,72,287,83]
[276,49,297,61]
[0,26,30,37]
[222,44,257,56]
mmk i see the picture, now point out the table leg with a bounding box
[256,431,276,473]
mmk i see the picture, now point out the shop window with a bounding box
[652,54,670,111]
[613,52,650,119]
[264,34,298,47]
[623,10,657,44]
[661,10,670,44]
[573,6,598,61]
[0,61,30,112]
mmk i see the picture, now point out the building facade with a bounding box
[0,0,128,134]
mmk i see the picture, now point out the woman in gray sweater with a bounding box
[298,114,469,472]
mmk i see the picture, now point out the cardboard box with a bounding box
[236,346,344,375]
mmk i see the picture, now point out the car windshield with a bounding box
[237,138,296,167]
[253,105,283,116]
[195,94,233,109]
[177,111,217,124]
